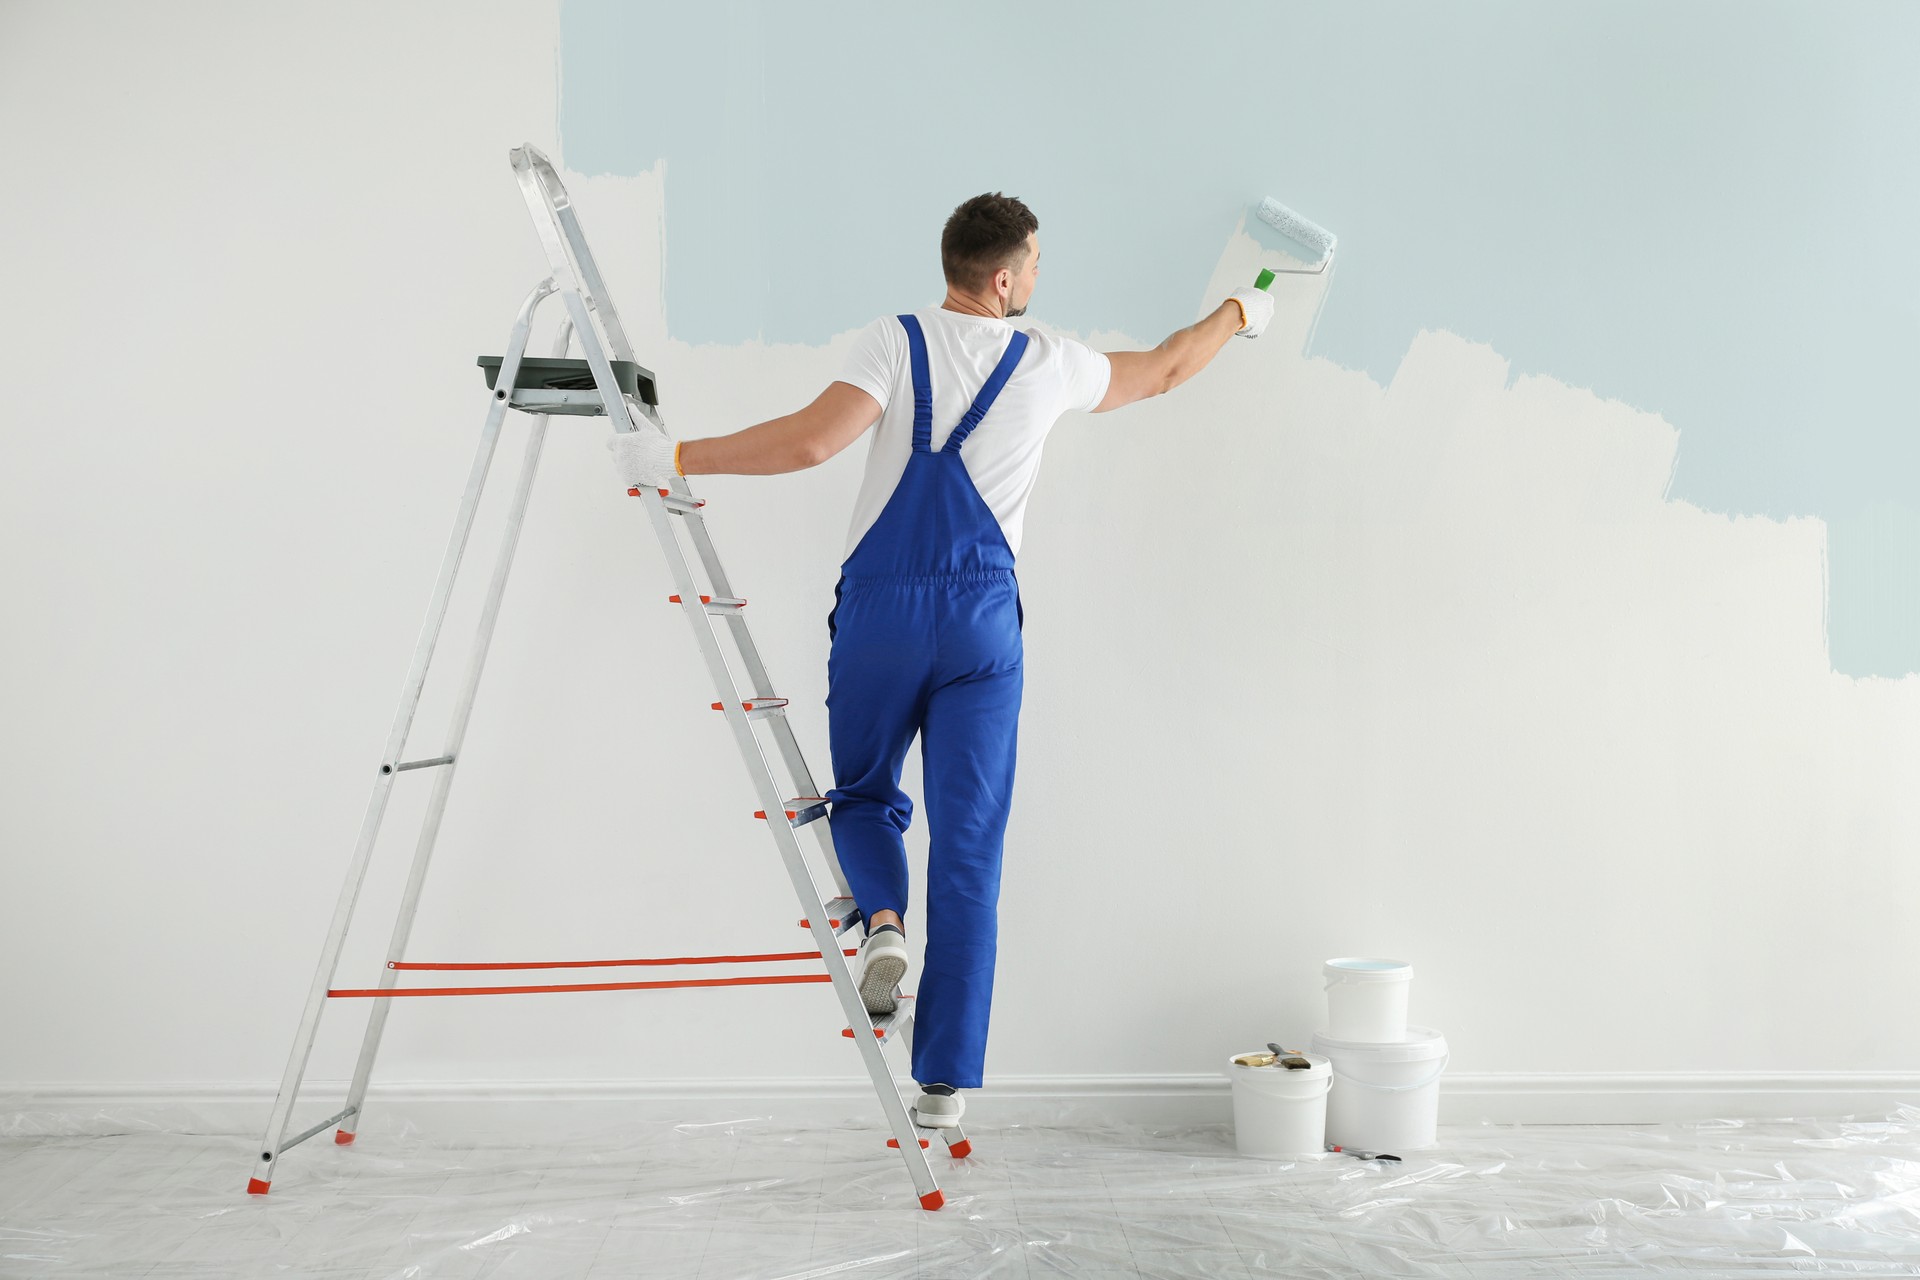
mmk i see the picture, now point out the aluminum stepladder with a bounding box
[246,143,963,1211]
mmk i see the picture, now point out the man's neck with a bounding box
[939,292,1009,320]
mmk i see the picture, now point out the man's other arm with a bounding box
[678,381,883,475]
[1092,300,1244,413]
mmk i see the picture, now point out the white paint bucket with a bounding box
[1225,1052,1332,1158]
[1323,957,1412,1041]
[1310,1025,1449,1153]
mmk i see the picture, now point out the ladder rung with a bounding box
[843,994,914,1045]
[383,755,454,775]
[800,896,860,935]
[668,594,747,613]
[277,1106,358,1156]
[627,486,705,514]
[713,697,788,720]
[756,796,827,827]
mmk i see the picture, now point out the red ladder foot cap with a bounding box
[334,1130,356,1145]
[949,1138,973,1158]
[247,1178,271,1195]
[919,1188,945,1211]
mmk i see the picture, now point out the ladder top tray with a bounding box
[477,356,659,415]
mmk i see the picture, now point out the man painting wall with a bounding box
[608,192,1274,1129]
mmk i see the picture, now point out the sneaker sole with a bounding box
[859,954,907,1014]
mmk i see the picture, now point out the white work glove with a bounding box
[604,400,679,490]
[1226,286,1275,339]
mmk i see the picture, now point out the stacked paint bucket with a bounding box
[1226,957,1448,1157]
[1313,959,1447,1154]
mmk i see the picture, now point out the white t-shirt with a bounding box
[833,307,1112,563]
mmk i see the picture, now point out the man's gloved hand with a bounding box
[605,403,679,490]
[1226,286,1275,339]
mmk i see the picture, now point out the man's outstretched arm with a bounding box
[1093,286,1274,413]
[678,381,882,475]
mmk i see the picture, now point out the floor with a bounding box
[3,1102,1918,1277]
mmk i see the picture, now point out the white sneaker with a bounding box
[912,1086,965,1129]
[858,924,908,1015]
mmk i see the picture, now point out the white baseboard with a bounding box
[5,1073,1917,1139]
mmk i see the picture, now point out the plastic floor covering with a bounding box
[4,1102,1919,1277]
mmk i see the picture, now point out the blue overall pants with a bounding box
[825,314,1029,1091]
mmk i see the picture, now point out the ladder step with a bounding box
[799,896,861,935]
[627,486,705,514]
[713,697,788,720]
[844,994,914,1045]
[756,796,827,827]
[664,594,744,614]
[383,755,454,775]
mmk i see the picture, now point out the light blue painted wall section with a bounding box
[561,0,1920,678]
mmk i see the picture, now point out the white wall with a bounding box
[3,0,1915,1132]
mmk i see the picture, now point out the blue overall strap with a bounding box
[898,314,936,453]
[941,329,1029,454]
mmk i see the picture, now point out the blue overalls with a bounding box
[825,314,1029,1091]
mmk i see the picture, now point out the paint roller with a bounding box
[1252,195,1336,287]
[1248,195,1338,349]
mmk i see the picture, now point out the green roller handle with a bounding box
[1254,268,1275,291]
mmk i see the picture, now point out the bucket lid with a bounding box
[1310,1024,1447,1063]
[1324,957,1412,982]
[1226,1051,1330,1079]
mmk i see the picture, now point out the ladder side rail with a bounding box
[641,481,849,923]
[720,612,820,786]
[553,200,638,364]
[672,526,823,794]
[668,533,853,902]
[652,513,940,1201]
[745,685,824,800]
[541,253,820,927]
[509,144,640,369]
[337,317,577,1138]
[676,520,847,895]
[659,514,853,901]
[645,491,936,1189]
[677,515,743,633]
[555,289,669,451]
[249,279,556,1193]
[721,615,778,702]
[760,712,852,900]
[649,506,813,841]
[558,285,699,517]
[650,512,799,834]
[789,829,940,1199]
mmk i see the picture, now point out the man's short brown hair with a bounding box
[942,192,1038,294]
